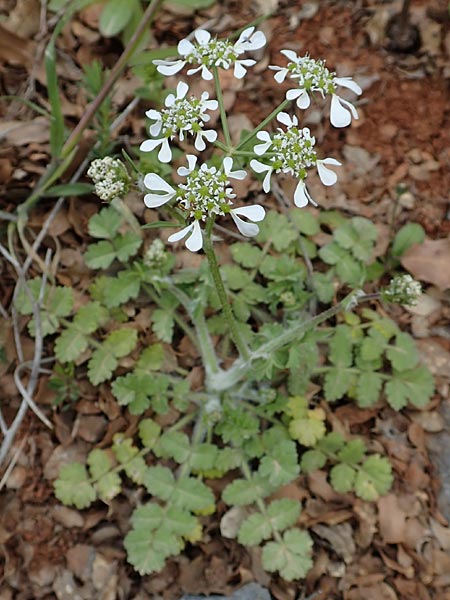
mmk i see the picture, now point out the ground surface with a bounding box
[1,0,450,599]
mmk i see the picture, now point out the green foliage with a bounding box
[391,223,425,258]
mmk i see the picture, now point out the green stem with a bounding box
[203,219,250,361]
[111,197,142,236]
[213,67,232,149]
[236,98,290,151]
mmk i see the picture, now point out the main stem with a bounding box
[203,219,250,361]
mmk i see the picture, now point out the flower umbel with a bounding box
[87,157,130,202]
[270,50,362,127]
[154,27,266,81]
[143,155,265,252]
[382,274,422,306]
[140,82,218,163]
[250,112,341,207]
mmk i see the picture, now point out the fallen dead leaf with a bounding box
[401,238,450,291]
[378,494,406,544]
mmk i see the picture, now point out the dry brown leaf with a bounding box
[378,494,407,544]
[401,238,450,291]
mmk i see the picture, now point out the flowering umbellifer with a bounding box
[154,27,266,81]
[250,112,341,208]
[140,81,218,163]
[270,50,362,128]
[143,155,265,252]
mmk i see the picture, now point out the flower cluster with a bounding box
[140,81,218,163]
[250,112,341,207]
[154,27,266,81]
[143,155,265,252]
[87,157,129,202]
[270,50,362,127]
[144,238,167,268]
[382,274,422,306]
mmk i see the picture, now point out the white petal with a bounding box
[144,192,173,208]
[233,61,247,79]
[286,88,310,109]
[154,60,185,76]
[247,30,266,50]
[178,154,198,177]
[334,76,362,96]
[165,93,176,108]
[223,157,246,180]
[203,99,218,111]
[235,28,266,53]
[194,29,211,45]
[140,138,163,153]
[233,204,265,222]
[254,131,271,156]
[231,213,260,237]
[144,172,175,194]
[145,109,161,121]
[316,158,341,186]
[149,121,162,137]
[199,65,213,80]
[194,133,206,152]
[178,39,195,56]
[294,180,316,208]
[201,129,217,143]
[158,139,172,163]
[280,49,298,62]
[277,112,293,127]
[250,160,272,192]
[176,80,189,99]
[168,221,203,252]
[330,95,358,128]
[272,67,288,83]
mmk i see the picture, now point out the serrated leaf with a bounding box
[152,308,174,343]
[74,302,109,334]
[54,327,89,362]
[123,455,148,484]
[172,477,215,512]
[114,231,142,262]
[385,366,434,410]
[289,415,326,447]
[356,372,383,407]
[131,503,164,531]
[300,450,326,473]
[355,455,393,501]
[143,466,175,500]
[164,508,198,535]
[334,218,377,262]
[47,286,74,316]
[324,367,353,401]
[391,222,425,257]
[336,254,365,285]
[96,471,122,502]
[112,435,138,464]
[318,432,345,454]
[238,513,271,546]
[88,347,117,385]
[258,440,300,487]
[104,327,138,357]
[88,206,122,239]
[267,498,301,533]
[230,243,262,268]
[256,211,298,251]
[190,443,217,472]
[124,527,179,575]
[54,463,96,509]
[360,334,386,361]
[338,439,366,464]
[221,264,252,290]
[262,529,313,581]
[329,325,353,367]
[155,431,190,463]
[135,344,164,373]
[330,463,356,493]
[289,208,320,235]
[386,332,419,371]
[312,271,335,303]
[222,476,272,506]
[103,270,141,308]
[318,241,348,265]
[85,240,116,269]
[88,448,113,479]
[138,419,161,448]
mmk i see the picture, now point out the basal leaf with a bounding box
[85,240,116,269]
[54,463,96,509]
[143,466,175,500]
[258,440,300,487]
[329,325,353,367]
[99,0,135,37]
[385,366,434,410]
[300,450,326,473]
[230,243,263,268]
[355,455,393,501]
[130,502,164,531]
[114,231,142,262]
[289,414,326,447]
[386,332,419,371]
[96,471,122,502]
[88,448,113,479]
[154,431,191,463]
[330,463,356,494]
[256,211,298,251]
[267,498,301,533]
[391,222,425,257]
[104,327,138,358]
[73,301,109,334]
[338,439,366,464]
[88,347,117,385]
[88,206,122,239]
[356,372,383,407]
[222,476,272,506]
[324,367,353,401]
[138,418,161,448]
[152,308,174,343]
[54,327,89,362]
[262,529,313,581]
[238,513,271,546]
[124,527,176,575]
[172,477,215,512]
[104,270,141,308]
[135,344,164,373]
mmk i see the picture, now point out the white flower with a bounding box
[140,81,218,163]
[383,274,422,306]
[87,156,129,202]
[153,27,266,81]
[270,50,362,127]
[250,112,341,207]
[143,155,265,252]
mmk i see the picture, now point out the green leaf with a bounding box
[54,327,89,362]
[289,417,326,447]
[336,255,365,285]
[324,367,353,401]
[99,0,135,37]
[262,529,313,581]
[130,503,164,532]
[360,334,386,362]
[88,448,113,479]
[152,308,174,343]
[85,240,116,269]
[135,344,165,373]
[329,325,353,367]
[96,472,122,502]
[386,332,419,371]
[338,439,366,464]
[54,463,96,509]
[114,231,142,262]
[112,373,151,412]
[155,431,191,463]
[385,366,434,410]
[222,476,273,506]
[230,243,262,268]
[221,264,251,290]
[334,217,377,262]
[258,440,300,487]
[139,418,161,447]
[318,432,345,454]
[356,372,383,407]
[88,347,117,385]
[170,0,215,7]
[238,513,272,546]
[112,435,139,463]
[257,211,298,251]
[172,477,215,512]
[289,209,320,235]
[103,270,141,308]
[45,182,94,197]
[123,455,148,484]
[391,223,425,257]
[143,466,175,500]
[355,455,393,501]
[88,206,122,239]
[74,302,109,334]
[190,443,218,472]
[330,463,356,493]
[267,498,301,533]
[124,526,180,575]
[312,272,335,304]
[104,328,138,357]
[300,450,327,473]
[318,241,348,265]
[45,32,64,158]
